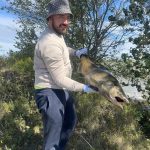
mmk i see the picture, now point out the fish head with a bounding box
[107,84,129,109]
[98,78,129,109]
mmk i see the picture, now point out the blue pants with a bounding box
[35,88,77,150]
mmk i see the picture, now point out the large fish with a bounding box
[79,55,129,109]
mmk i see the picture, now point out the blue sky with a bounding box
[0,0,19,56]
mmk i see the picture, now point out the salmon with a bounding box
[79,55,129,109]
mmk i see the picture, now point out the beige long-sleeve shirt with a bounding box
[34,28,84,91]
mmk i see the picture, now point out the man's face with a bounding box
[49,14,71,35]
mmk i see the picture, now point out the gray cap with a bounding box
[46,0,73,20]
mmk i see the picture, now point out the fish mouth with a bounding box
[115,97,125,102]
[115,96,129,103]
[113,96,129,109]
[108,96,129,109]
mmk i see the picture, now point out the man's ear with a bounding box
[48,16,53,21]
[47,17,52,25]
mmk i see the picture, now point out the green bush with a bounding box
[12,57,33,76]
[0,98,43,150]
[66,93,150,150]
[1,55,150,150]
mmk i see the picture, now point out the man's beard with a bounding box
[52,22,67,35]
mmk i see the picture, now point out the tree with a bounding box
[4,0,136,61]
[120,0,150,138]
[121,0,150,101]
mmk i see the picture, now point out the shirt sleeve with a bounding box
[67,47,76,56]
[42,44,84,91]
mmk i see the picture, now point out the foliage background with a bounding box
[0,0,150,149]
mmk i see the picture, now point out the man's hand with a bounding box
[75,48,87,58]
[83,85,99,93]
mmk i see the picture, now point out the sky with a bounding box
[0,0,19,56]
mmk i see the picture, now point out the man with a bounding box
[34,0,96,149]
